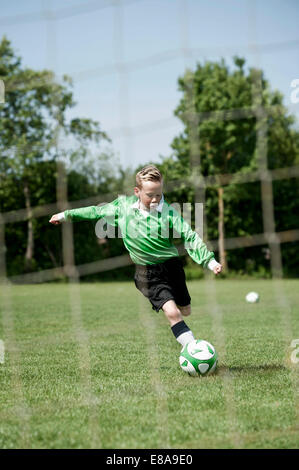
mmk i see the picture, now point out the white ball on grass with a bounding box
[245,291,259,303]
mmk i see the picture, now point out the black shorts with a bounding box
[134,257,191,312]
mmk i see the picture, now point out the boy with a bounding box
[50,165,222,347]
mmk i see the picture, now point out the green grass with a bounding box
[0,279,298,449]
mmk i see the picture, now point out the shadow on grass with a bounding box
[216,363,288,375]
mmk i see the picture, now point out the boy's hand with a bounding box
[49,214,62,225]
[213,263,222,275]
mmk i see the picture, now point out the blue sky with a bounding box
[1,0,299,169]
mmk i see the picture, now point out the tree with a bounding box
[159,56,299,274]
[0,36,109,272]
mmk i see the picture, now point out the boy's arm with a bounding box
[49,212,66,225]
[171,210,222,274]
[207,258,222,275]
[49,199,120,225]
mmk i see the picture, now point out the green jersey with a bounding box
[64,195,215,267]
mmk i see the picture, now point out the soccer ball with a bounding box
[245,291,259,303]
[179,339,218,377]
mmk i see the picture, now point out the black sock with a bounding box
[171,321,195,347]
[171,320,190,338]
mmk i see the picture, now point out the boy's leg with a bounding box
[177,304,191,317]
[162,300,195,347]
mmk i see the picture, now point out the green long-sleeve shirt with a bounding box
[64,195,215,267]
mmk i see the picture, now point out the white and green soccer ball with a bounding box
[179,339,218,377]
[245,291,259,303]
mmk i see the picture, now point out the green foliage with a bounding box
[158,56,299,277]
[0,37,122,276]
[1,41,298,280]
[3,160,128,277]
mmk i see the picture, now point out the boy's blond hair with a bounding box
[135,165,163,189]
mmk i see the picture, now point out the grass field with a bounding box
[0,278,298,449]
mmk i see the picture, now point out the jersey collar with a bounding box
[131,194,164,213]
